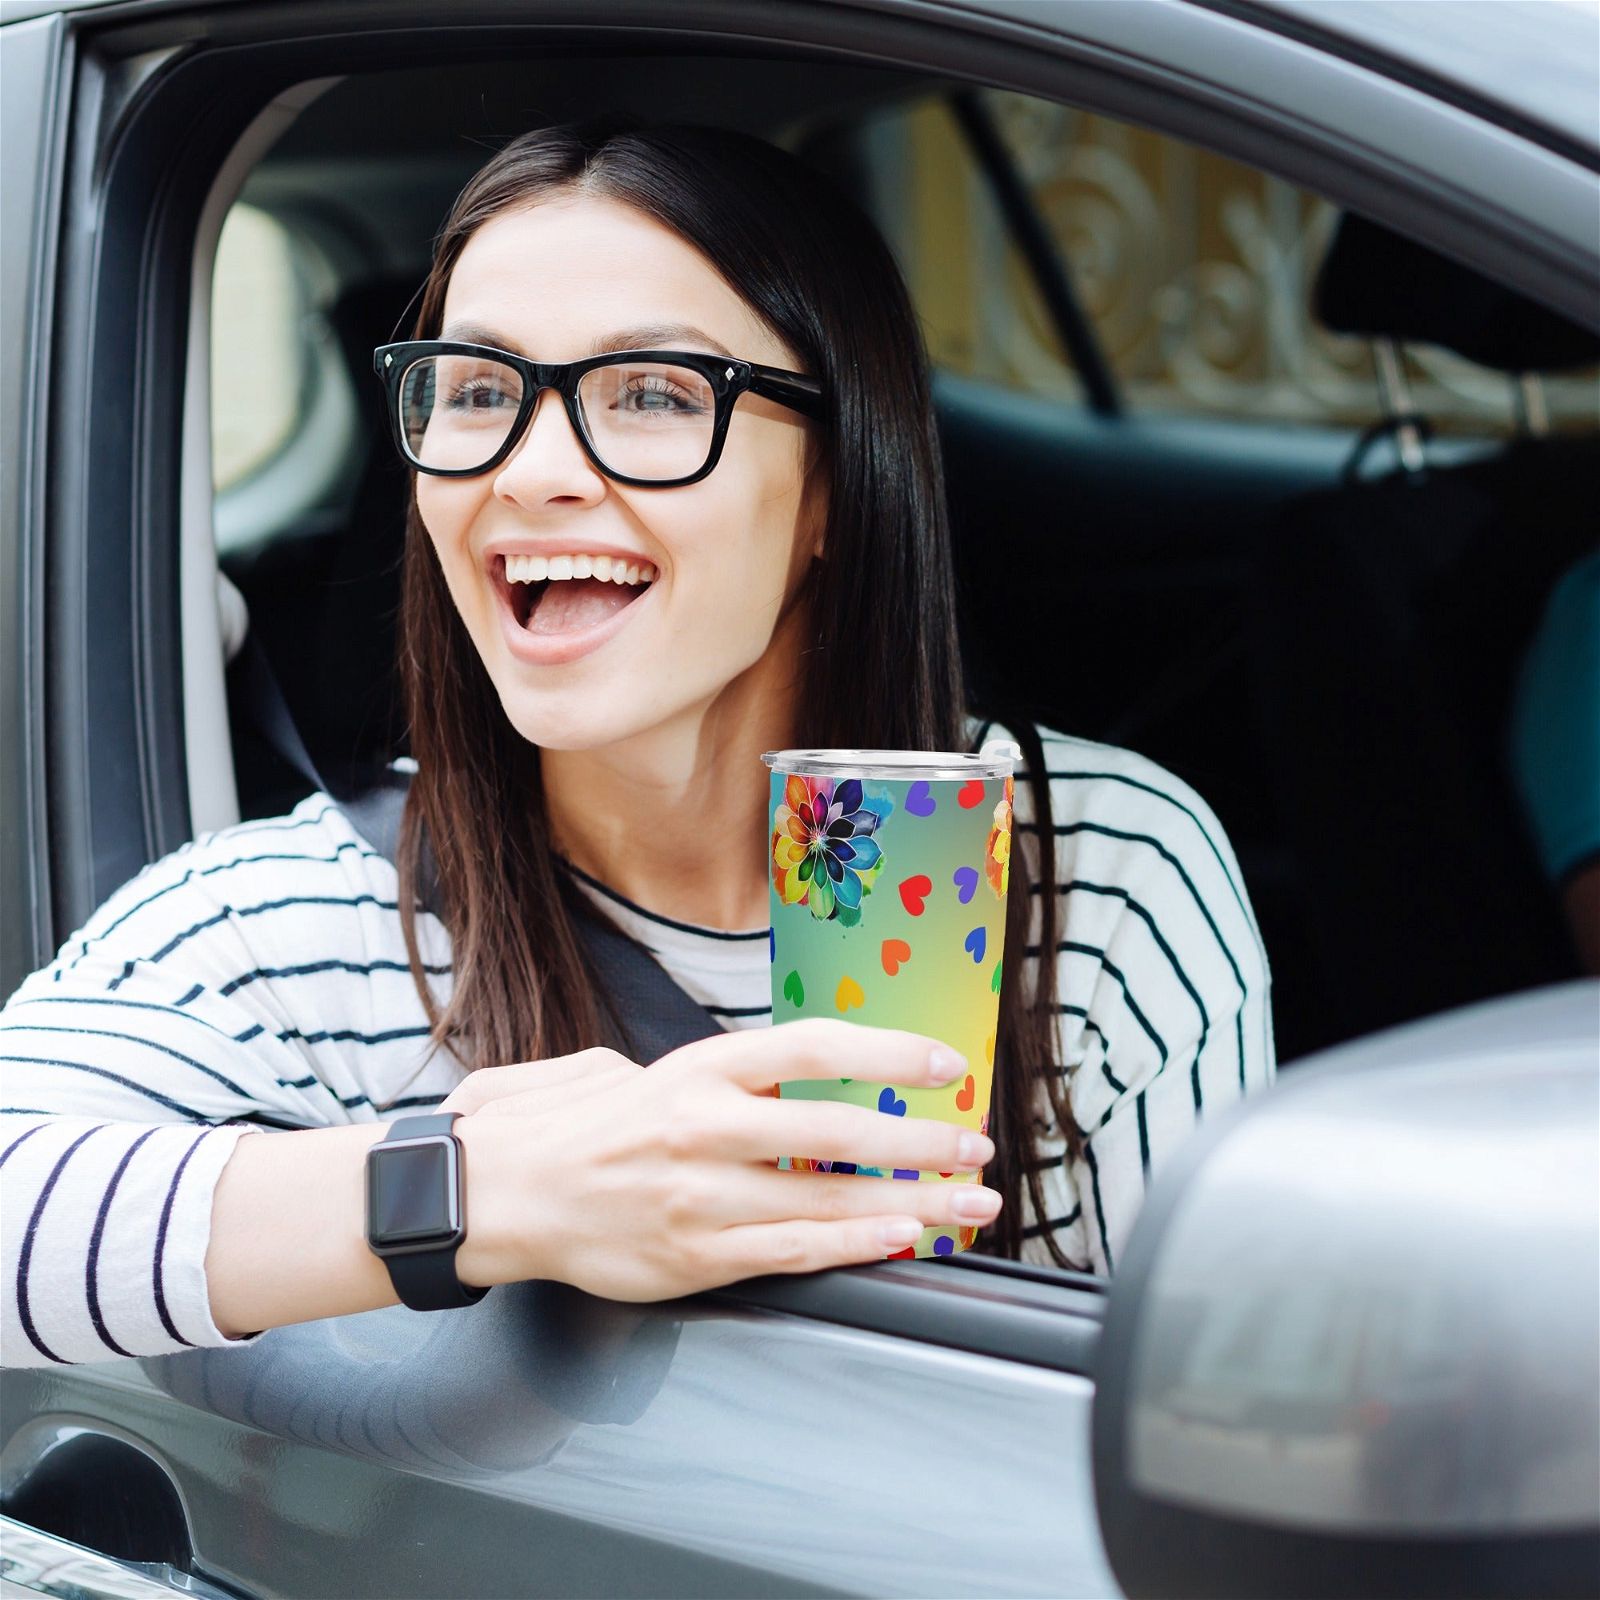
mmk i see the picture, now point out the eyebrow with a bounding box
[437,320,736,360]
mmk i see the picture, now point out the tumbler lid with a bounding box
[760,746,1015,781]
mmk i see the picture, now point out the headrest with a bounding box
[1314,212,1600,373]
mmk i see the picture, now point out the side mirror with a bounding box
[1091,987,1600,1599]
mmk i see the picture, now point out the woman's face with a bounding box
[416,191,826,754]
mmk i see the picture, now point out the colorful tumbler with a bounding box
[762,745,1018,1259]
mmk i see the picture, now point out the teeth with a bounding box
[502,553,655,586]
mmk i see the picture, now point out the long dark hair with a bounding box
[391,118,1081,1267]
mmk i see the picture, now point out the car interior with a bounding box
[206,54,1598,1068]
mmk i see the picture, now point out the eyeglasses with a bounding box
[372,340,827,487]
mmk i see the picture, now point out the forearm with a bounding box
[206,1123,400,1339]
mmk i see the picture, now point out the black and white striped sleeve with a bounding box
[0,795,439,1368]
[1003,725,1276,1276]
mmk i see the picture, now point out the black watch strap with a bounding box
[368,1112,489,1311]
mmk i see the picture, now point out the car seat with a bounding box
[307,276,419,779]
[1250,213,1598,1043]
[224,276,419,818]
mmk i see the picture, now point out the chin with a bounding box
[497,690,643,753]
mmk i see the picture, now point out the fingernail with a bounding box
[957,1132,993,1166]
[928,1046,966,1083]
[881,1218,924,1248]
[953,1187,1001,1220]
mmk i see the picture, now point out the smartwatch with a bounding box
[364,1112,489,1311]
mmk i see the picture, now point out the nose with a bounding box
[490,384,606,508]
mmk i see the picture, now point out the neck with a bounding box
[539,616,807,934]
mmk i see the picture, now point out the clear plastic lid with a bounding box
[760,741,1019,782]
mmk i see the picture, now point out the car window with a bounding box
[847,95,1083,403]
[855,87,1597,436]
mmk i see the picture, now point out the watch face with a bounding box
[367,1139,462,1250]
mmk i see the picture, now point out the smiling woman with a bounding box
[402,186,834,829]
[0,118,1271,1366]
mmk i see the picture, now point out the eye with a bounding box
[618,375,705,415]
[446,376,518,412]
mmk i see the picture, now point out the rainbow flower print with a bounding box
[771,773,893,927]
[985,773,1014,900]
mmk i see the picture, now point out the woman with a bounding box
[0,120,1272,1367]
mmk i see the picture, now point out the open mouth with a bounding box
[493,554,656,636]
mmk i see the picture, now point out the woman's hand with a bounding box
[447,1018,998,1302]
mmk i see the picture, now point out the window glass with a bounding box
[210,205,311,490]
[853,97,1081,402]
[862,88,1597,436]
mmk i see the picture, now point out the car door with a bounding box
[2,3,1596,1598]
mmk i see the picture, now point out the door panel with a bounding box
[1,1280,1116,1599]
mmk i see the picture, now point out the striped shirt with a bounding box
[0,714,1272,1367]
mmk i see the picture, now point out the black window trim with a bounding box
[707,1252,1106,1376]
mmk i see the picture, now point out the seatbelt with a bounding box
[233,628,729,1064]
[236,629,335,800]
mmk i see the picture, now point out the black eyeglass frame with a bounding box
[372,339,828,488]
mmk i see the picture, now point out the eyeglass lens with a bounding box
[398,353,719,479]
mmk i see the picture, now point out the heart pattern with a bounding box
[771,764,1012,1262]
[898,874,932,916]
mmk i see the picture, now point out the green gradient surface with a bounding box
[768,768,1011,1258]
